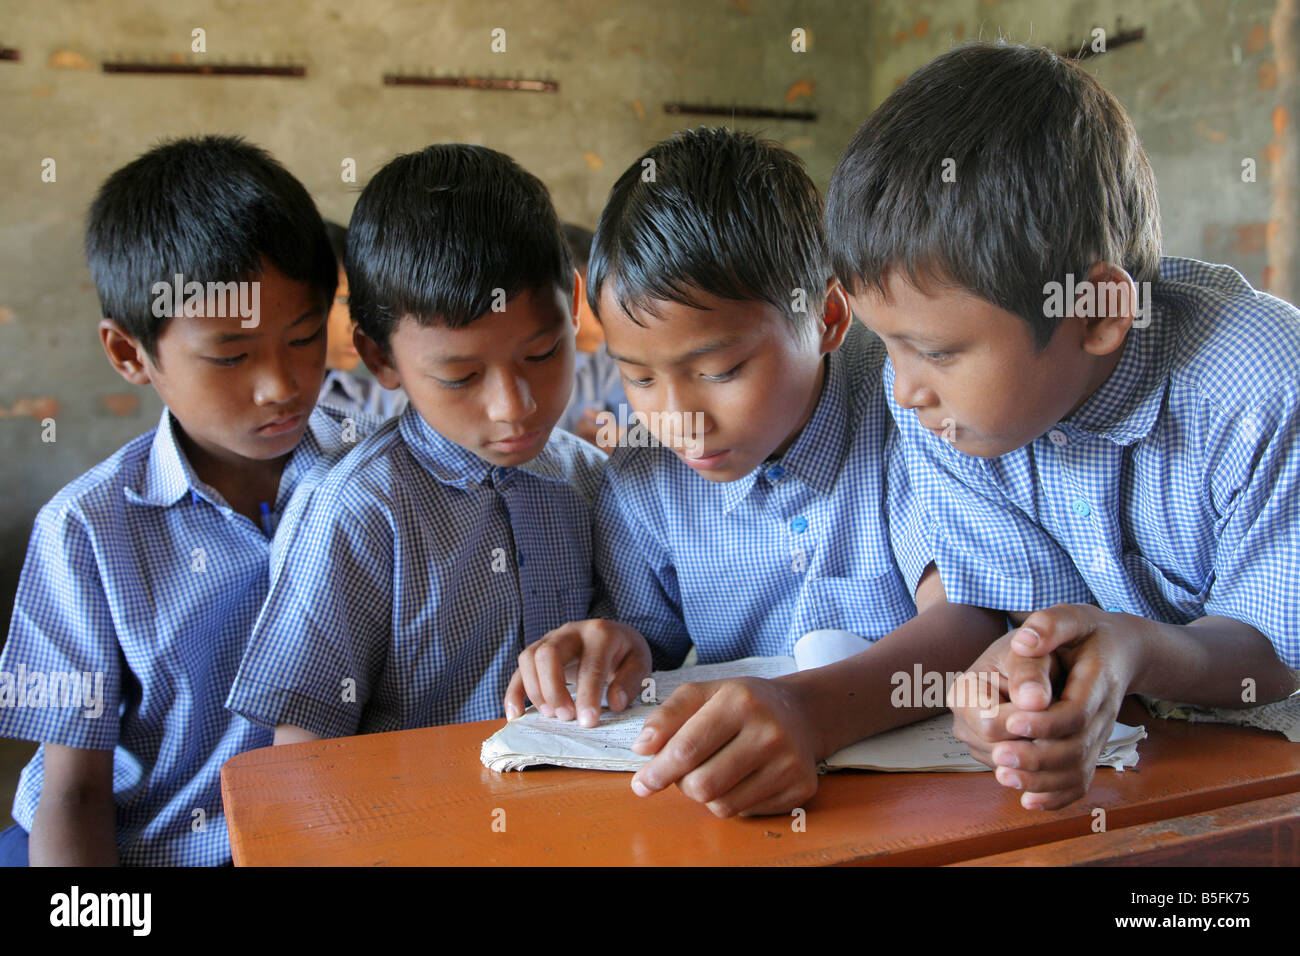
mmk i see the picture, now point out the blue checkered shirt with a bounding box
[888,257,1300,668]
[596,321,924,669]
[558,347,627,434]
[319,368,408,422]
[226,405,606,737]
[0,405,368,865]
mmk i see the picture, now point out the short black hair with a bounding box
[826,41,1161,348]
[85,135,336,358]
[346,144,574,351]
[587,126,828,336]
[563,223,594,272]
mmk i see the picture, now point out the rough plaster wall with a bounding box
[0,0,860,608]
[864,0,1289,284]
[0,0,1291,614]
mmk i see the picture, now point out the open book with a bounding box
[1141,676,1300,742]
[481,630,1147,774]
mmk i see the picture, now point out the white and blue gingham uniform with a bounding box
[558,347,627,435]
[888,257,1300,668]
[596,321,923,669]
[319,368,408,422]
[0,405,367,865]
[226,405,606,737]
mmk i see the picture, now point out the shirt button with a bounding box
[790,516,808,533]
[1107,606,1123,613]
[1048,429,1068,447]
[1071,497,1091,517]
[768,465,785,482]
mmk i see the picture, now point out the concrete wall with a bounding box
[1,0,1294,613]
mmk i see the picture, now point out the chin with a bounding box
[250,425,310,459]
[956,437,1012,459]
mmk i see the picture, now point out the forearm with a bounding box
[1130,614,1298,707]
[29,786,118,866]
[274,723,323,745]
[782,601,1007,757]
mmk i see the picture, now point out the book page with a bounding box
[1142,683,1300,742]
[826,713,1146,773]
[481,655,797,772]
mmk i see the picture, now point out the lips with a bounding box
[488,429,544,453]
[257,412,305,436]
[916,414,949,435]
[680,448,731,471]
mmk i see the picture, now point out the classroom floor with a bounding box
[0,737,35,829]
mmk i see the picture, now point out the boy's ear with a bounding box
[354,327,401,389]
[99,319,153,386]
[571,268,583,333]
[1077,262,1137,357]
[816,280,854,354]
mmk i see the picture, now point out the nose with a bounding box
[486,366,537,424]
[652,381,710,450]
[892,360,934,412]
[254,350,300,406]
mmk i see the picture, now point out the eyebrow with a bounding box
[433,320,557,365]
[208,307,323,345]
[606,334,747,368]
[878,329,952,348]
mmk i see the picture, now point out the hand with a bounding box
[629,676,820,817]
[952,604,1147,810]
[946,629,1058,769]
[503,618,652,727]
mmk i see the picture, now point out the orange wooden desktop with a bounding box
[221,700,1300,866]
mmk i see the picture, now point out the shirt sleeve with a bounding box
[1201,392,1300,668]
[0,504,122,750]
[225,486,395,737]
[593,468,692,670]
[884,425,936,598]
[884,363,1095,613]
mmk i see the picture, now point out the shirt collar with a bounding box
[1064,296,1173,446]
[125,409,207,507]
[320,369,367,409]
[275,405,342,505]
[125,405,344,509]
[718,334,855,512]
[397,404,572,490]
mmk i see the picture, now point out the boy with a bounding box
[318,219,409,421]
[226,144,606,742]
[826,42,1300,810]
[506,127,1006,817]
[557,222,626,449]
[0,136,365,865]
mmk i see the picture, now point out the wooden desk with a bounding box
[950,791,1300,866]
[221,701,1300,866]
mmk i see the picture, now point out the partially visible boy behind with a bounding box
[827,42,1300,810]
[0,136,363,865]
[226,144,605,741]
[507,126,1007,817]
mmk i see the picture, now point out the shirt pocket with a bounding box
[1121,552,1210,622]
[798,571,916,640]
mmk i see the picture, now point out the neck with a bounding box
[1065,333,1130,420]
[174,425,289,521]
[771,354,829,460]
